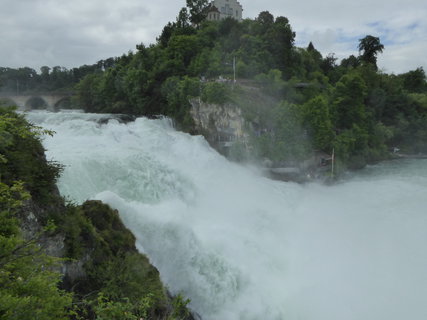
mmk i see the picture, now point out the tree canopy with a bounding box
[358,35,384,69]
[186,0,209,26]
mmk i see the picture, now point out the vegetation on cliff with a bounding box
[0,106,192,319]
[0,107,72,319]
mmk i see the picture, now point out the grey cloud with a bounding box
[245,0,426,72]
[0,0,425,73]
[0,0,158,69]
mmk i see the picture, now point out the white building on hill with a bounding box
[206,0,243,22]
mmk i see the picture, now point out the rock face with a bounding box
[189,98,334,183]
[18,200,87,283]
[190,98,249,155]
[17,191,67,274]
[18,196,195,319]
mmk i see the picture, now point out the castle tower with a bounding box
[207,0,243,21]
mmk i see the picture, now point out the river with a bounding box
[27,110,427,320]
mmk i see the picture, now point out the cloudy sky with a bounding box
[0,0,425,74]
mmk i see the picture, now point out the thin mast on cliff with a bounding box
[233,56,236,83]
[331,148,335,178]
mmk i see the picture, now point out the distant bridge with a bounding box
[0,93,73,112]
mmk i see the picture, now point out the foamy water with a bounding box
[27,111,427,320]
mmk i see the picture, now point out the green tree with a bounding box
[74,73,104,112]
[238,34,274,76]
[177,7,190,28]
[301,95,334,151]
[255,101,311,162]
[358,35,384,69]
[256,11,274,25]
[201,81,231,104]
[333,124,370,169]
[186,0,208,27]
[254,69,286,97]
[93,294,153,320]
[167,34,201,71]
[332,73,368,129]
[263,16,296,75]
[320,53,337,75]
[340,55,361,69]
[161,76,199,129]
[40,66,51,82]
[400,67,427,93]
[0,108,61,204]
[157,22,176,47]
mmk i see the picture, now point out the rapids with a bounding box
[27,111,427,320]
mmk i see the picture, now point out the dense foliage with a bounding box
[0,108,61,205]
[65,6,427,169]
[60,200,190,320]
[0,107,73,319]
[0,59,117,94]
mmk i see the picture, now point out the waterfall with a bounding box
[27,111,427,320]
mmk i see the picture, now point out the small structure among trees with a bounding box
[185,0,243,26]
[206,4,221,21]
[206,0,243,21]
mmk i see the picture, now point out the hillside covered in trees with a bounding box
[69,3,427,171]
[2,2,427,171]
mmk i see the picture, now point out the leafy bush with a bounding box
[60,200,171,319]
[0,106,62,205]
[0,113,73,319]
[201,81,230,104]
[93,293,153,320]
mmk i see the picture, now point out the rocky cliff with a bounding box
[189,94,333,183]
[190,97,249,156]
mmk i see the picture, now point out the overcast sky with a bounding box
[0,0,425,74]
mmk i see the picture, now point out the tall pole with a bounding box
[233,56,236,83]
[331,148,335,178]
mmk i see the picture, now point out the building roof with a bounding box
[207,4,220,13]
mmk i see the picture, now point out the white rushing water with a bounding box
[27,111,427,320]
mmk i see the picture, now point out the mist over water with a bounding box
[28,111,427,320]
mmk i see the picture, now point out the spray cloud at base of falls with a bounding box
[27,111,427,320]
